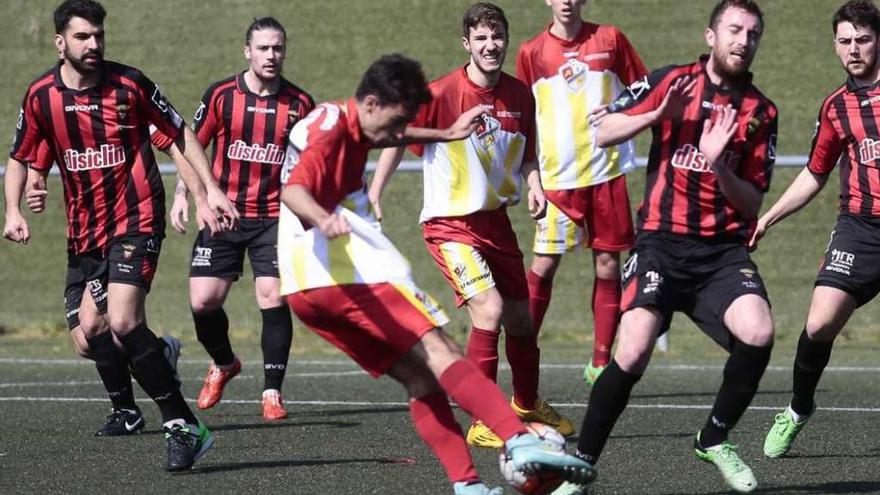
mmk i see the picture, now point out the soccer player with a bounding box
[370,2,573,449]
[24,135,186,437]
[280,52,594,495]
[515,0,648,385]
[3,0,239,471]
[168,17,314,420]
[754,0,880,459]
[554,1,778,493]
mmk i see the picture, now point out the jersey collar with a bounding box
[698,54,753,93]
[344,98,365,144]
[52,60,111,91]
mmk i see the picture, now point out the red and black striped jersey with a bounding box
[613,55,778,241]
[11,61,185,255]
[193,73,314,219]
[807,78,880,217]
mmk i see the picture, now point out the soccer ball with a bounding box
[498,423,567,495]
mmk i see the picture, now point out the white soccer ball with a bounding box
[498,423,567,495]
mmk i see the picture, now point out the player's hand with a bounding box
[700,104,739,169]
[527,186,547,220]
[654,76,697,123]
[444,105,487,141]
[748,217,768,251]
[193,197,221,236]
[170,193,189,234]
[206,186,240,232]
[588,104,610,127]
[368,189,383,222]
[3,212,30,244]
[317,213,351,239]
[25,179,48,214]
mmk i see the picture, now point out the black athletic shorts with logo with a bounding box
[815,213,880,306]
[620,231,770,351]
[189,218,278,279]
[64,234,163,329]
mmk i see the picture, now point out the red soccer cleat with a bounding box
[196,358,242,409]
[262,389,289,420]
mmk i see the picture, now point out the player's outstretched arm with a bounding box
[173,127,240,232]
[281,184,350,239]
[368,147,405,221]
[520,160,546,220]
[3,157,31,244]
[597,77,696,148]
[25,168,48,214]
[398,105,486,145]
[701,105,763,220]
[749,167,828,250]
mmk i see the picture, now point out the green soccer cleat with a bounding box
[694,433,757,493]
[763,407,810,458]
[582,362,606,387]
[551,481,590,495]
[452,481,504,495]
[164,420,215,471]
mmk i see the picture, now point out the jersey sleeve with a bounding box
[612,28,648,85]
[149,124,175,151]
[609,65,677,116]
[10,92,45,164]
[285,105,343,192]
[192,85,220,148]
[30,139,55,171]
[406,93,438,158]
[514,43,535,86]
[131,70,185,142]
[806,100,844,176]
[742,105,778,192]
[522,90,537,162]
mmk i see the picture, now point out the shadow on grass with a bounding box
[631,389,793,400]
[697,480,880,494]
[138,420,361,436]
[186,457,411,475]
[294,406,410,418]
[564,431,692,445]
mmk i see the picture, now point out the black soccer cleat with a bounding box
[164,421,215,472]
[95,407,145,437]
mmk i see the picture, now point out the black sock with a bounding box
[118,324,196,424]
[261,306,293,391]
[700,340,772,448]
[86,332,137,410]
[577,360,642,463]
[193,307,235,366]
[791,329,834,416]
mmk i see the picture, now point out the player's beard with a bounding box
[711,46,753,82]
[846,58,879,80]
[65,48,103,75]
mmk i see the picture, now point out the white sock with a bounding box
[788,405,809,423]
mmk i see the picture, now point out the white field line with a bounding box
[0,370,368,388]
[0,395,877,413]
[2,358,879,373]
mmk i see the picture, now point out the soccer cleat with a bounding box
[262,389,289,421]
[763,406,811,458]
[511,397,575,436]
[466,421,504,448]
[694,433,757,493]
[196,357,242,409]
[505,433,596,485]
[95,407,145,437]
[551,481,590,495]
[164,420,215,472]
[161,335,182,388]
[452,481,504,495]
[582,362,606,387]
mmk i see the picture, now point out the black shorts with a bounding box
[64,234,162,329]
[815,213,880,306]
[189,218,278,280]
[620,232,770,351]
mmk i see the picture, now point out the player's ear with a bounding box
[54,34,65,55]
[462,36,470,53]
[704,26,716,49]
[244,44,252,61]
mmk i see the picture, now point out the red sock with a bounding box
[592,277,622,367]
[439,359,526,441]
[466,327,499,383]
[506,334,540,410]
[410,393,479,483]
[527,270,553,333]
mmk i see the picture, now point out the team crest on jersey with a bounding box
[117,104,130,122]
[473,114,501,150]
[453,263,468,279]
[121,243,136,261]
[559,58,587,92]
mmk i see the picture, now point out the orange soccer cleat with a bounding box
[261,389,289,421]
[196,358,242,409]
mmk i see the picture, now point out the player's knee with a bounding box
[804,316,843,341]
[468,291,504,327]
[614,342,652,373]
[594,251,621,279]
[190,297,223,315]
[530,254,560,278]
[737,319,774,347]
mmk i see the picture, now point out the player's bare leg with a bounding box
[190,276,240,409]
[254,275,293,420]
[765,286,856,458]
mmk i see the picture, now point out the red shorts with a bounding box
[286,283,442,377]
[422,208,529,306]
[534,175,634,254]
